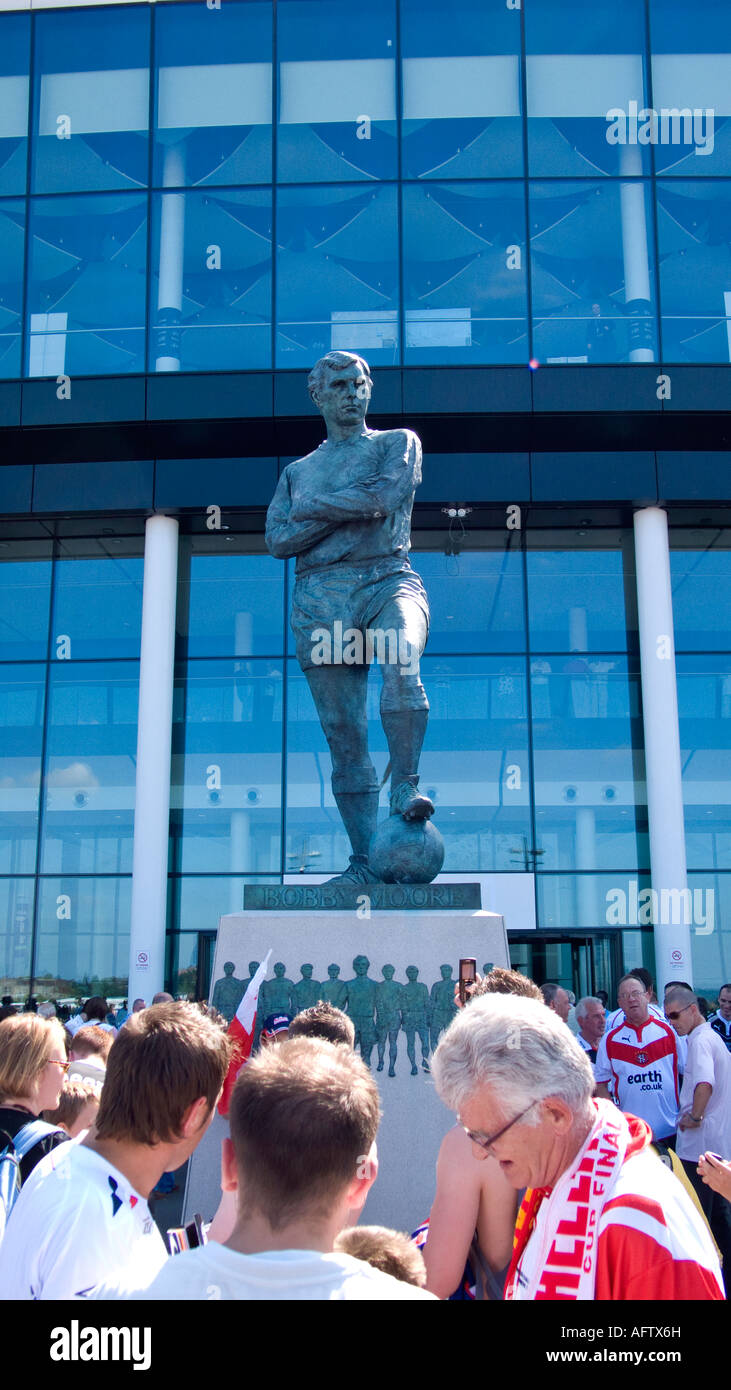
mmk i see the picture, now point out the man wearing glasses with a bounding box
[431,994,723,1300]
[665,983,731,1293]
[595,973,680,1147]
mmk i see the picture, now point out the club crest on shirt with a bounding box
[636,1051,648,1065]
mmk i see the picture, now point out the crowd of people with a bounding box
[0,968,729,1301]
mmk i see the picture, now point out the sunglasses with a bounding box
[47,1058,70,1072]
[664,1004,692,1023]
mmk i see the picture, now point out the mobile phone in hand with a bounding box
[459,958,477,1005]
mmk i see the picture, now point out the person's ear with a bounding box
[179,1094,212,1138]
[221,1137,238,1194]
[540,1097,575,1135]
[344,1141,378,1217]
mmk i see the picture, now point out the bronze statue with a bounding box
[266,351,432,884]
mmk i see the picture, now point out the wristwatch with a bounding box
[690,1115,704,1123]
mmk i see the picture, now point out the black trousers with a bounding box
[681,1157,731,1296]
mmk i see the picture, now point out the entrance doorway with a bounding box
[509,931,623,1003]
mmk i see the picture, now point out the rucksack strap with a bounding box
[12,1119,65,1161]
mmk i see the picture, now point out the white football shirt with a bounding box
[595,1015,680,1141]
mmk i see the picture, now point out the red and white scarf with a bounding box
[504,1099,650,1300]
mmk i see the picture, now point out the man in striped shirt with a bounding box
[595,973,680,1144]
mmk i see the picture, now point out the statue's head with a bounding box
[406,965,419,982]
[249,961,260,976]
[223,961,235,976]
[353,955,370,976]
[382,964,395,980]
[300,963,313,979]
[327,964,340,979]
[273,961,286,978]
[308,351,372,428]
[440,964,453,980]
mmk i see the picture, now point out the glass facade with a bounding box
[2,519,729,1002]
[0,0,730,373]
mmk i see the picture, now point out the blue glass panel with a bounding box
[0,877,33,999]
[401,0,522,180]
[657,182,731,363]
[527,535,636,651]
[686,873,731,996]
[0,542,52,660]
[0,665,44,875]
[649,0,731,176]
[27,193,147,377]
[530,181,658,364]
[154,0,272,188]
[0,13,30,196]
[178,544,284,657]
[403,182,528,364]
[0,199,24,377]
[150,188,272,372]
[170,877,277,935]
[277,0,397,182]
[52,543,144,661]
[410,543,525,652]
[40,662,140,875]
[671,533,731,649]
[35,875,131,1003]
[531,659,648,873]
[677,656,731,870]
[31,7,150,194]
[286,655,531,874]
[276,184,399,367]
[536,872,652,931]
[171,659,282,874]
[525,0,650,177]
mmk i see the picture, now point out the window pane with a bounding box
[0,12,30,196]
[410,541,525,652]
[401,0,522,180]
[532,659,648,873]
[178,542,284,658]
[150,187,272,373]
[657,181,731,363]
[0,664,44,875]
[170,875,278,934]
[0,542,52,660]
[403,182,527,365]
[0,877,33,1001]
[649,0,731,176]
[527,533,637,651]
[52,541,144,661]
[40,662,140,875]
[0,199,25,377]
[536,872,652,931]
[525,0,650,177]
[671,530,731,649]
[154,0,272,188]
[677,657,731,870]
[35,875,131,1005]
[27,193,147,377]
[276,184,399,367]
[277,0,397,183]
[530,181,658,364]
[171,659,282,874]
[687,873,731,996]
[31,6,150,193]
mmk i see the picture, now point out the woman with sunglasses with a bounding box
[0,1013,70,1191]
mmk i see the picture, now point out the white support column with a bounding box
[619,145,655,363]
[128,516,179,1004]
[633,507,692,992]
[155,144,186,372]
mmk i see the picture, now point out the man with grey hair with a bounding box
[540,981,570,1025]
[266,350,432,884]
[665,983,731,1290]
[431,994,723,1300]
[575,996,606,1071]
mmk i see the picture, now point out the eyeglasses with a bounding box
[665,1004,692,1023]
[460,1099,537,1155]
[46,1058,69,1072]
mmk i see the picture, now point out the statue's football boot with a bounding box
[390,777,434,821]
[324,854,382,885]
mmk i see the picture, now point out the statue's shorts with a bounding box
[291,559,429,672]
